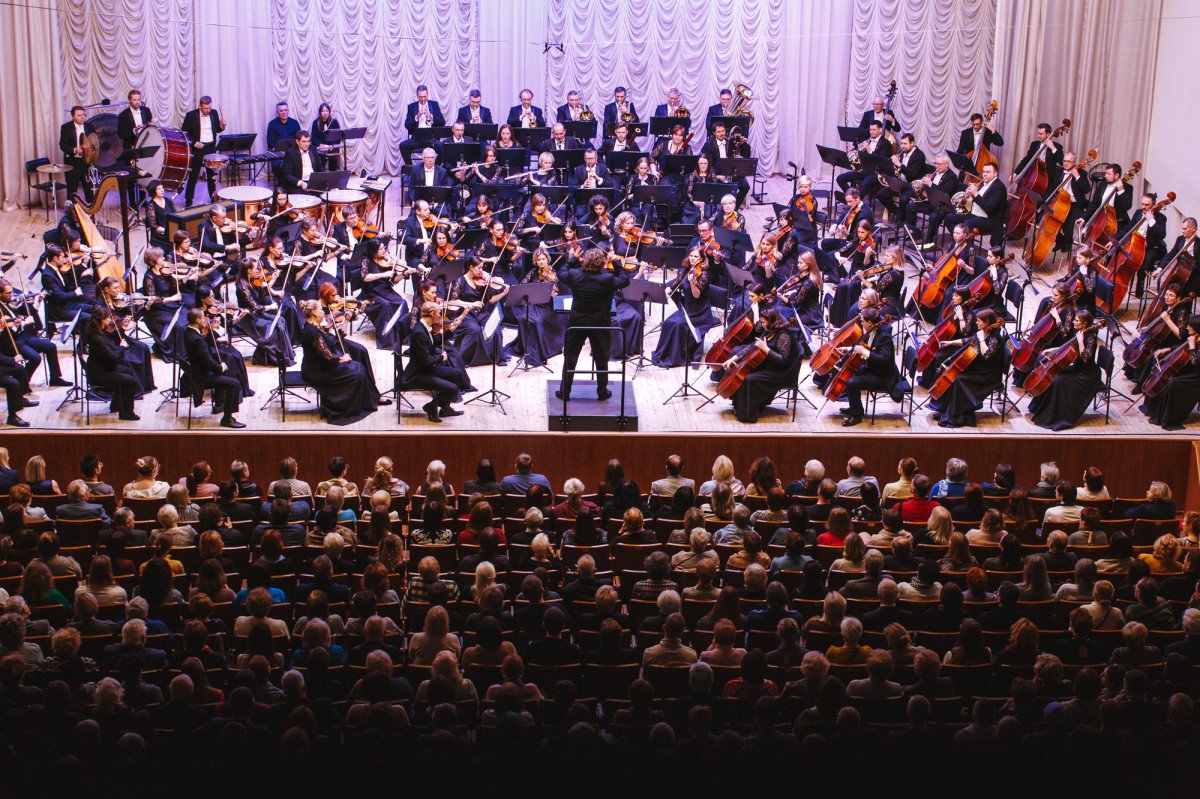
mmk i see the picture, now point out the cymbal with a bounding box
[37,163,70,174]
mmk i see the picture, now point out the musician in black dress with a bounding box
[652,247,714,368]
[404,302,470,424]
[359,239,411,351]
[505,248,566,367]
[477,220,526,285]
[258,236,304,341]
[830,220,877,326]
[170,232,221,305]
[624,157,658,219]
[195,287,253,400]
[711,283,780,383]
[650,124,692,185]
[682,154,719,225]
[975,247,1010,315]
[927,308,1006,428]
[1125,284,1191,392]
[918,287,976,389]
[410,280,472,383]
[298,300,381,426]
[1017,282,1077,385]
[557,248,635,401]
[515,193,563,252]
[95,277,155,393]
[461,193,502,231]
[140,247,183,359]
[748,235,789,294]
[579,197,614,245]
[1141,316,1200,431]
[552,222,589,268]
[41,245,92,326]
[609,213,652,359]
[1066,248,1100,311]
[328,206,368,292]
[838,308,902,427]
[721,309,802,424]
[294,219,339,303]
[781,250,824,329]
[310,103,341,171]
[1028,309,1103,432]
[182,307,244,428]
[867,244,904,320]
[141,181,175,249]
[710,194,746,234]
[448,255,509,367]
[235,260,295,367]
[83,308,140,421]
[0,279,69,388]
[789,176,821,248]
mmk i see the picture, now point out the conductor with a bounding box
[557,248,633,402]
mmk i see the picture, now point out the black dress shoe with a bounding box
[439,407,464,417]
[841,415,863,427]
[21,399,39,408]
[1163,424,1186,431]
[378,398,393,406]
[554,389,570,401]
[425,411,443,423]
[7,415,29,427]
[119,413,140,421]
[48,377,73,388]
[596,389,613,401]
[220,416,246,429]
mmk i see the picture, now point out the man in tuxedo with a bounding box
[181,96,225,207]
[329,205,367,290]
[183,307,244,428]
[400,85,445,165]
[1043,151,1093,253]
[840,308,902,427]
[507,89,546,129]
[1081,163,1133,232]
[1154,217,1200,297]
[455,90,493,124]
[599,123,640,159]
[902,153,962,244]
[539,123,582,154]
[857,95,900,134]
[410,148,449,188]
[265,101,301,151]
[876,133,928,214]
[557,248,632,402]
[59,106,96,202]
[943,162,1007,247]
[836,120,893,194]
[569,148,611,216]
[706,88,734,132]
[117,89,153,207]
[0,279,70,388]
[602,86,638,131]
[1012,122,1063,189]
[956,112,1005,161]
[654,87,685,119]
[556,90,589,123]
[197,204,249,263]
[1126,193,1170,298]
[435,121,474,162]
[404,303,467,423]
[279,131,317,193]
[701,121,752,206]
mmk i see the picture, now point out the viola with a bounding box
[1142,340,1195,398]
[705,290,779,366]
[1026,149,1098,269]
[1124,294,1195,369]
[918,229,979,308]
[1022,324,1102,396]
[928,321,1004,400]
[716,319,796,399]
[1006,119,1070,240]
[723,212,740,231]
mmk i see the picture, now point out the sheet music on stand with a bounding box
[482,303,503,341]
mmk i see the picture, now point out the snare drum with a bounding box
[203,153,230,172]
[321,188,369,224]
[288,194,324,222]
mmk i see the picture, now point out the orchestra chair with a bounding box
[379,351,420,423]
[862,339,916,426]
[1091,345,1117,425]
[983,345,1015,423]
[1002,280,1025,326]
[260,362,316,422]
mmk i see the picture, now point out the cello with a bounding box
[1142,232,1197,327]
[1123,293,1194,370]
[704,283,790,366]
[715,319,796,399]
[918,228,979,309]
[1021,324,1102,396]
[1099,192,1174,312]
[951,253,1014,317]
[928,320,1005,400]
[822,325,878,403]
[1141,340,1194,399]
[1026,149,1098,269]
[1006,119,1070,241]
[918,305,972,372]
[1076,161,1141,249]
[1010,281,1082,372]
[810,313,894,376]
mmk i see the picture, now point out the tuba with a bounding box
[729,84,755,126]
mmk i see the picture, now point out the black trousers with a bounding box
[0,365,26,415]
[844,373,891,417]
[561,315,614,398]
[16,335,62,380]
[90,367,139,417]
[204,372,242,414]
[64,157,92,202]
[410,364,465,409]
[944,213,1001,246]
[185,143,218,205]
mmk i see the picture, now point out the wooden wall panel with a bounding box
[2,432,1194,510]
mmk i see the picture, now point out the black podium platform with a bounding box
[546,380,638,431]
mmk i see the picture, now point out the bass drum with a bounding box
[134,125,192,192]
[86,112,123,169]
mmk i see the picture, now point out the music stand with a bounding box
[464,123,498,141]
[660,288,713,405]
[454,229,490,253]
[632,184,678,229]
[726,263,756,293]
[427,258,466,294]
[439,142,483,168]
[663,154,700,180]
[562,120,598,141]
[650,116,691,137]
[504,282,556,375]
[837,126,869,145]
[513,128,550,150]
[691,181,737,210]
[572,186,617,211]
[464,303,510,413]
[605,122,648,139]
[717,156,758,183]
[710,116,747,135]
[548,149,586,180]
[817,144,854,220]
[621,278,669,377]
[413,125,451,143]
[923,187,956,243]
[275,221,303,244]
[947,151,979,180]
[411,186,455,213]
[531,186,573,210]
[494,147,530,178]
[307,171,351,192]
[859,152,892,178]
[638,244,689,272]
[603,150,642,175]
[217,133,256,153]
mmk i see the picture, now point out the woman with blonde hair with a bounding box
[701,483,735,522]
[1018,555,1052,601]
[419,460,453,496]
[938,532,977,572]
[415,650,478,712]
[408,606,462,666]
[966,508,1007,546]
[363,456,408,497]
[924,505,953,546]
[698,455,745,497]
[0,447,17,490]
[473,561,496,598]
[1138,534,1183,574]
[23,455,61,496]
[804,590,846,635]
[830,534,867,573]
[123,456,169,498]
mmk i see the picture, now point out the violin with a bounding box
[534,210,562,225]
[1141,339,1196,399]
[723,212,740,231]
[698,236,723,259]
[773,223,793,245]
[1124,294,1195,369]
[850,261,893,286]
[606,252,654,272]
[493,232,524,253]
[928,321,1004,400]
[436,244,463,261]
[625,225,665,245]
[716,319,797,399]
[0,250,30,261]
[250,265,278,288]
[1022,324,1102,396]
[918,229,979,308]
[755,251,778,274]
[349,220,381,239]
[858,233,876,255]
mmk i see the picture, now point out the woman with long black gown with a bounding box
[711,283,778,382]
[84,308,140,421]
[95,277,155,393]
[974,247,1011,316]
[448,255,509,366]
[294,219,340,304]
[505,248,566,367]
[829,219,876,326]
[1141,315,1200,431]
[682,154,718,226]
[652,247,715,368]
[722,309,801,423]
[1029,310,1105,431]
[141,180,176,249]
[1066,248,1100,312]
[927,308,1006,428]
[298,300,380,426]
[258,236,304,343]
[1015,282,1076,385]
[782,250,824,329]
[140,247,184,361]
[609,212,649,360]
[235,260,295,367]
[918,288,977,389]
[1125,284,1191,391]
[358,239,410,351]
[315,283,388,400]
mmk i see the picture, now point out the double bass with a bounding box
[1006,119,1070,240]
[1026,149,1099,269]
[715,319,796,399]
[970,101,1000,175]
[918,229,979,309]
[1099,192,1175,312]
[1076,161,1142,249]
[1142,232,1197,327]
[1021,324,1102,396]
[1123,293,1194,369]
[928,320,1005,400]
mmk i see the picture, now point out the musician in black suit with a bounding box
[539,124,583,154]
[40,245,92,324]
[59,106,96,202]
[700,121,752,206]
[1041,151,1093,254]
[943,163,1007,247]
[956,113,1005,160]
[404,302,468,423]
[183,307,244,428]
[557,248,634,402]
[455,90,493,124]
[507,89,546,129]
[839,308,902,427]
[857,95,900,133]
[876,134,928,213]
[1081,163,1134,233]
[410,149,449,189]
[602,87,639,131]
[1125,193,1170,298]
[196,204,249,262]
[902,153,962,244]
[654,88,686,119]
[706,89,735,132]
[180,96,225,207]
[1154,218,1200,298]
[599,124,641,159]
[0,280,70,388]
[399,85,446,165]
[1012,123,1064,189]
[279,131,319,193]
[836,120,894,193]
[0,315,33,427]
[116,90,153,148]
[556,90,589,123]
[569,149,611,188]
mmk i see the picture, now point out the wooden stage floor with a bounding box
[0,175,1192,438]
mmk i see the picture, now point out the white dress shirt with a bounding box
[199,113,214,144]
[300,150,314,182]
